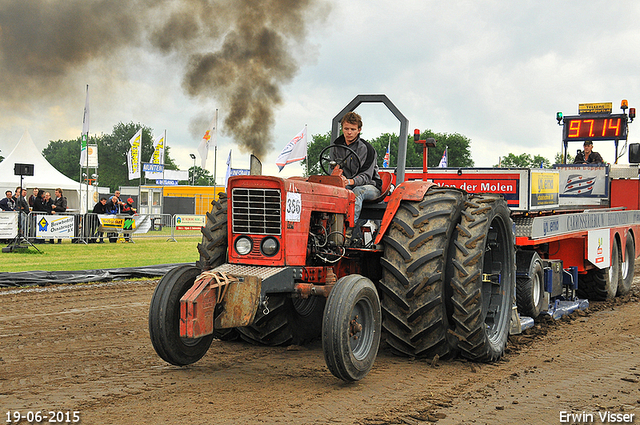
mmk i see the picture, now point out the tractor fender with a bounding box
[374,180,437,245]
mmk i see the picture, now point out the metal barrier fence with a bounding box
[0,212,206,244]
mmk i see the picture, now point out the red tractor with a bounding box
[149,95,515,381]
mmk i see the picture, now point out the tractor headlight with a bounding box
[235,236,253,255]
[261,237,279,256]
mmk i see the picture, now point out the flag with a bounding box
[224,150,232,188]
[275,126,307,171]
[382,137,390,168]
[198,110,217,169]
[150,131,165,165]
[438,147,447,168]
[127,128,142,180]
[79,85,89,166]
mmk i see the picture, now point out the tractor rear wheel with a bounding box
[577,241,619,300]
[449,194,515,362]
[196,193,228,271]
[237,295,325,346]
[322,274,381,382]
[379,187,465,359]
[149,265,214,365]
[618,234,635,296]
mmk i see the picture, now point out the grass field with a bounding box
[0,236,202,272]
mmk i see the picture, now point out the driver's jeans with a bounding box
[351,184,381,231]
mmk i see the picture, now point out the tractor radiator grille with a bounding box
[231,188,282,235]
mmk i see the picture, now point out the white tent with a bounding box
[0,130,96,212]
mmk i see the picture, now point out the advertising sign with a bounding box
[175,215,205,230]
[35,215,74,239]
[530,171,559,207]
[556,164,609,206]
[407,168,525,209]
[155,179,178,186]
[0,212,18,239]
[143,163,164,173]
[588,229,610,269]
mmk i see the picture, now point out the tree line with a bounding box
[0,121,566,191]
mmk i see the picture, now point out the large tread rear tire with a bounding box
[237,295,326,346]
[618,234,635,296]
[149,265,214,365]
[449,194,515,362]
[379,187,466,359]
[196,193,228,271]
[323,274,382,382]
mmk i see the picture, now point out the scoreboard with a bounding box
[560,101,632,143]
[562,115,627,142]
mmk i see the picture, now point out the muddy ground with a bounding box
[1,275,639,425]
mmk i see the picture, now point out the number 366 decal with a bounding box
[285,192,302,222]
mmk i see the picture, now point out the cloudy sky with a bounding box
[1,0,639,183]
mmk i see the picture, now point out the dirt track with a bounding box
[1,276,640,425]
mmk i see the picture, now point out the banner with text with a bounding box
[35,215,75,239]
[0,212,18,239]
[175,215,205,230]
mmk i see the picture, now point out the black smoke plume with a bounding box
[0,0,330,159]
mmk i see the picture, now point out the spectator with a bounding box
[121,198,136,215]
[0,190,15,211]
[106,196,119,215]
[51,188,67,214]
[91,197,108,243]
[113,190,125,213]
[43,192,54,214]
[43,192,54,243]
[50,188,68,243]
[32,189,47,212]
[106,196,120,243]
[14,189,29,234]
[121,198,136,242]
[28,188,39,209]
[31,190,47,244]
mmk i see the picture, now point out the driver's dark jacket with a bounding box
[330,135,382,191]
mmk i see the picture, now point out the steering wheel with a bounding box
[319,144,363,177]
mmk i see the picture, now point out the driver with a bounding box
[330,111,383,242]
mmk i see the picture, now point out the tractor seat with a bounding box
[367,171,394,203]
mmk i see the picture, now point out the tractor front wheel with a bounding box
[322,275,381,382]
[149,265,214,366]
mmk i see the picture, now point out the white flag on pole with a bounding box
[79,85,90,166]
[438,147,448,168]
[198,110,217,169]
[276,126,307,171]
[127,128,142,180]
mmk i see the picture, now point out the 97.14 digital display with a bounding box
[563,116,627,141]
